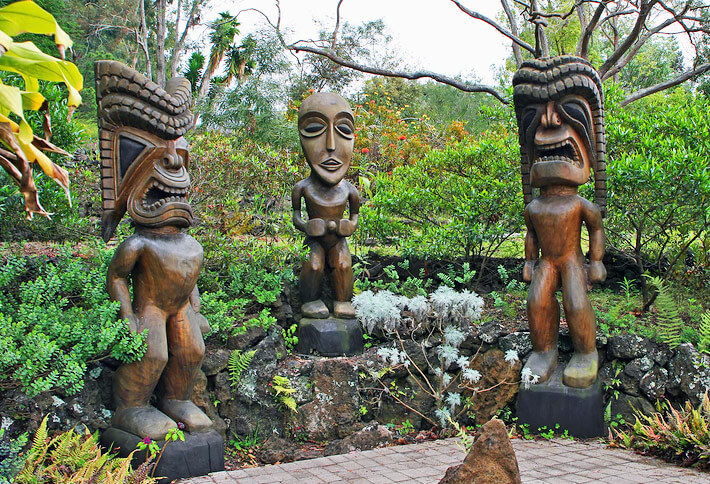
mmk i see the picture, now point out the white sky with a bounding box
[206,0,511,85]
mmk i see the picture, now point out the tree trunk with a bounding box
[156,0,167,87]
[139,0,152,80]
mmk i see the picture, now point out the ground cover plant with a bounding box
[610,391,710,470]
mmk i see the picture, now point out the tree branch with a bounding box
[598,0,659,79]
[577,0,610,58]
[621,62,710,106]
[450,0,535,54]
[287,44,509,103]
[501,0,523,67]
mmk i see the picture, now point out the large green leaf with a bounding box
[0,0,72,50]
[0,41,82,90]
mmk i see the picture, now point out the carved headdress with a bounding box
[95,60,194,241]
[512,55,606,216]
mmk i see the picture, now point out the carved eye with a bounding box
[336,122,354,137]
[521,108,537,134]
[304,121,325,134]
[561,102,591,133]
[118,135,149,179]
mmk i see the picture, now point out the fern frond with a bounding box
[27,414,49,464]
[699,310,710,355]
[648,276,682,348]
[228,349,256,387]
[281,396,297,412]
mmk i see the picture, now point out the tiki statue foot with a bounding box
[113,406,177,441]
[333,300,355,319]
[302,299,329,319]
[563,351,598,388]
[522,349,558,384]
[159,399,213,433]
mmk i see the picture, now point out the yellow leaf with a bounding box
[0,82,32,143]
[21,90,44,110]
[0,29,12,50]
[2,41,83,91]
[22,74,39,92]
[25,141,71,204]
[0,1,59,37]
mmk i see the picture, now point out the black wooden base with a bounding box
[296,317,363,356]
[100,427,224,483]
[515,365,604,438]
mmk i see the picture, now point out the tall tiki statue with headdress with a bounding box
[513,56,607,389]
[96,61,213,439]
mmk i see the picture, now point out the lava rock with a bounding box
[607,335,648,360]
[296,357,361,440]
[439,418,521,484]
[624,356,654,380]
[640,367,668,401]
[202,348,231,376]
[610,394,655,424]
[667,344,710,405]
[466,349,522,423]
[498,332,532,358]
[324,425,393,456]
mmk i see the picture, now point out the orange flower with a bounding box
[361,148,370,154]
[398,135,406,141]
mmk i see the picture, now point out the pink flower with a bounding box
[142,437,152,444]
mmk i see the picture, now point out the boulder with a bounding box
[439,418,521,484]
[465,349,522,423]
[624,356,654,380]
[610,394,655,424]
[607,335,648,360]
[296,358,361,440]
[257,435,297,464]
[324,425,393,455]
[639,367,668,401]
[498,332,532,358]
[202,347,231,376]
[667,344,710,405]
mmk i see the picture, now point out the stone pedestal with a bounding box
[296,317,363,356]
[515,365,604,438]
[100,428,224,483]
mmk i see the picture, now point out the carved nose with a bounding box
[325,125,336,152]
[162,151,183,169]
[540,101,562,128]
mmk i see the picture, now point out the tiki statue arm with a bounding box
[582,199,606,283]
[292,181,326,236]
[107,236,144,332]
[523,207,539,283]
[337,183,360,237]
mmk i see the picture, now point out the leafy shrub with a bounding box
[604,88,710,307]
[16,415,156,483]
[0,247,146,397]
[610,392,710,470]
[358,129,522,264]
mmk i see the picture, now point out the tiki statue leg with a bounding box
[112,305,177,440]
[300,237,329,318]
[560,259,598,388]
[524,259,560,383]
[329,238,355,319]
[157,305,213,433]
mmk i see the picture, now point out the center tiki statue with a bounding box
[292,93,363,356]
[514,56,607,390]
[96,61,223,478]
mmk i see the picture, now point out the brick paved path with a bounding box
[183,437,708,484]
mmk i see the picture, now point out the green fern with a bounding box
[699,310,710,355]
[647,276,682,348]
[228,349,256,387]
[271,375,297,412]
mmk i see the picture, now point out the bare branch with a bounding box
[288,44,509,103]
[331,0,345,50]
[598,0,659,79]
[621,62,710,106]
[450,0,535,54]
[578,0,610,58]
[501,0,523,67]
